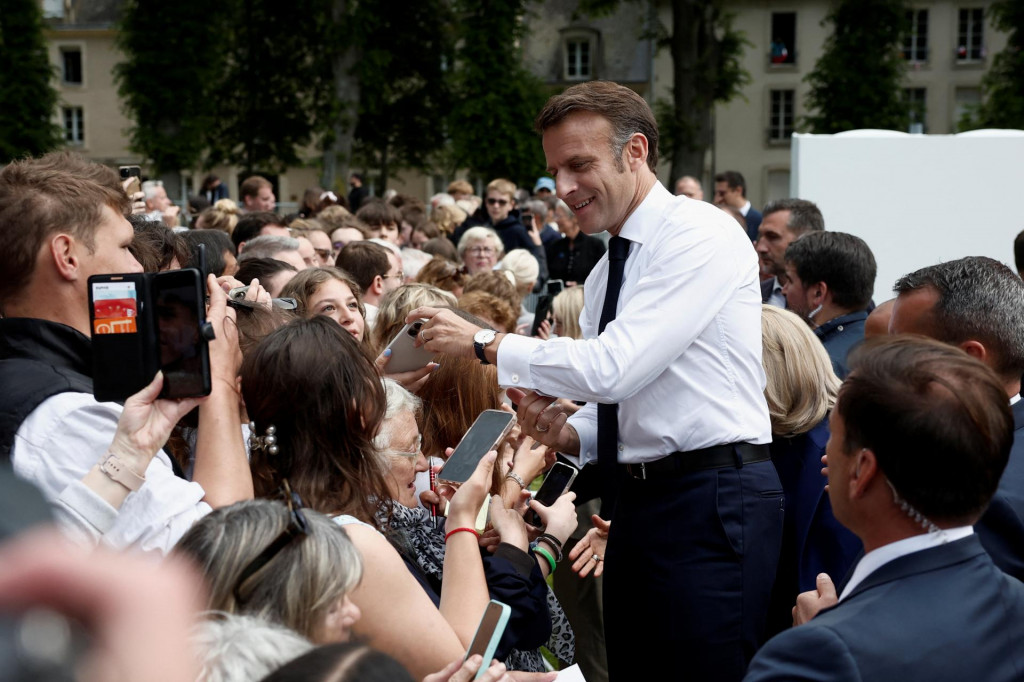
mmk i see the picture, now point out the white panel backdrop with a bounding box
[791,129,1024,304]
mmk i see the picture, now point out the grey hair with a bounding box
[893,256,1024,380]
[173,499,363,641]
[761,198,825,235]
[457,226,504,259]
[141,179,164,200]
[239,235,300,261]
[524,199,548,218]
[375,378,422,452]
[553,199,573,219]
[193,613,312,682]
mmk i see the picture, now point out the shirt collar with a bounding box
[839,526,974,601]
[616,181,674,246]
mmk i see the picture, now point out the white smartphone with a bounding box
[379,319,436,373]
[438,410,516,485]
[466,600,511,678]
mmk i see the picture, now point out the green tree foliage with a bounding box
[804,0,910,134]
[447,0,549,187]
[353,0,455,189]
[0,0,63,162]
[115,1,230,174]
[964,1,1024,129]
[577,0,749,182]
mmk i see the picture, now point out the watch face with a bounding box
[475,329,496,345]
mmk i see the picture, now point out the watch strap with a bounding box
[99,453,146,492]
[474,339,491,365]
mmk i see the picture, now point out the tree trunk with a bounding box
[668,0,715,184]
[321,0,360,192]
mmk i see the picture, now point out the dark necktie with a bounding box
[597,236,630,472]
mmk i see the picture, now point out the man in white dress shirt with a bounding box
[410,81,782,680]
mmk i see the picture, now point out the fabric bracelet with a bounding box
[444,526,481,543]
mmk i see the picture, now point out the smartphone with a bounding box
[119,165,141,196]
[530,295,554,337]
[90,269,211,402]
[465,600,511,678]
[379,319,436,373]
[437,410,516,485]
[520,210,533,230]
[546,279,564,296]
[152,269,211,399]
[525,461,578,527]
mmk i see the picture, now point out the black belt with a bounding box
[621,442,770,480]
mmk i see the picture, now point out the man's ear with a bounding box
[959,339,987,364]
[851,448,878,498]
[49,233,80,282]
[811,281,828,306]
[370,274,385,297]
[625,133,649,171]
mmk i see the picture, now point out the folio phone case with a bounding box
[89,273,157,402]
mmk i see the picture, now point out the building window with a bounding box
[61,48,83,85]
[770,12,796,65]
[904,88,927,132]
[768,90,794,143]
[63,107,84,145]
[954,86,981,129]
[957,8,984,62]
[903,9,928,62]
[565,38,592,80]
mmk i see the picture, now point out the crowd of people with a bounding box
[0,79,1023,682]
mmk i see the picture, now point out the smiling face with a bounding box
[543,111,639,237]
[462,238,498,275]
[383,411,428,508]
[308,278,365,341]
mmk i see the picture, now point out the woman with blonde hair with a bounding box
[197,198,240,235]
[551,286,585,341]
[370,283,457,357]
[457,227,503,275]
[760,305,860,636]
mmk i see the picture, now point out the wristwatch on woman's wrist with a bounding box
[99,452,146,492]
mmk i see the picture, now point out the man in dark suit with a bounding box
[714,171,761,242]
[745,336,1024,682]
[890,256,1024,581]
[755,198,824,308]
[782,232,876,379]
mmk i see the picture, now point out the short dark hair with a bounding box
[128,216,189,273]
[785,231,876,310]
[239,175,271,200]
[334,241,391,293]
[1014,228,1024,276]
[181,229,235,277]
[761,198,825,234]
[354,199,401,228]
[234,257,298,288]
[714,171,746,196]
[893,256,1024,381]
[839,336,1013,525]
[232,211,283,252]
[535,80,659,172]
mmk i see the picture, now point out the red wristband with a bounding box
[445,527,481,542]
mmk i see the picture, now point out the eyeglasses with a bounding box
[389,433,423,459]
[467,246,495,256]
[486,198,509,207]
[232,484,309,604]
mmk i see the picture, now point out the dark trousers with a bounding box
[602,458,784,681]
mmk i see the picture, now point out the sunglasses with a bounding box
[232,484,309,604]
[486,198,509,206]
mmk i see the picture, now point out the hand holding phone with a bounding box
[437,410,516,485]
[379,319,437,374]
[525,461,578,527]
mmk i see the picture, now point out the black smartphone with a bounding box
[152,269,211,399]
[520,210,533,230]
[530,295,554,337]
[437,410,516,485]
[90,269,211,402]
[525,461,578,527]
[119,165,141,196]
[546,279,564,296]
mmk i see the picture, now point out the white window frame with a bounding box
[63,107,84,145]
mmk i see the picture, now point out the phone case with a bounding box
[466,600,511,678]
[90,273,157,402]
[380,319,436,373]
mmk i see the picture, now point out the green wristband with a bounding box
[533,545,557,574]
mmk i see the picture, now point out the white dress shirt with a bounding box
[498,182,771,465]
[739,200,752,217]
[13,392,211,553]
[839,527,974,601]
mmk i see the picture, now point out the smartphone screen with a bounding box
[466,600,511,663]
[152,269,211,399]
[90,274,152,402]
[526,462,578,526]
[438,410,516,484]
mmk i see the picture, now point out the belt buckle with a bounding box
[629,462,647,480]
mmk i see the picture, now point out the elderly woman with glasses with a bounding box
[457,227,504,275]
